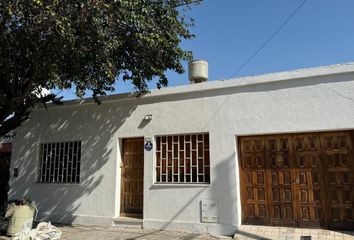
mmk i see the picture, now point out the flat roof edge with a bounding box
[35,62,354,109]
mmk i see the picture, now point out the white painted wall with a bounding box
[9,64,354,235]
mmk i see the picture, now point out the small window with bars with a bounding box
[38,141,81,183]
[156,133,210,184]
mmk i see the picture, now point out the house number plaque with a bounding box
[144,141,153,151]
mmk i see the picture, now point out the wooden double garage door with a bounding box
[239,130,354,230]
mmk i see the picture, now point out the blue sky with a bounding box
[61,0,354,100]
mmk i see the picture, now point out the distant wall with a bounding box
[9,70,354,235]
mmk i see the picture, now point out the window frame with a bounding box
[154,133,210,184]
[37,141,81,184]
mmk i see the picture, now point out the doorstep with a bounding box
[233,225,354,240]
[113,217,143,229]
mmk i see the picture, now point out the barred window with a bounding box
[156,133,210,184]
[38,141,81,183]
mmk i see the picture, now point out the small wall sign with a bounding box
[144,141,153,151]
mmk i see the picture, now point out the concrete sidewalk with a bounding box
[1,225,231,240]
[233,225,354,240]
[59,225,229,240]
[3,224,354,240]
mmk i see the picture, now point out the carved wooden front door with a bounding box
[292,133,326,228]
[266,135,296,227]
[121,138,144,216]
[322,132,354,230]
[240,136,268,225]
[239,131,354,230]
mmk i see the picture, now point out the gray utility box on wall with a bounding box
[201,199,219,223]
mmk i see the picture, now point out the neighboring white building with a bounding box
[8,63,354,235]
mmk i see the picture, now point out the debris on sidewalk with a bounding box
[11,222,62,240]
[5,199,37,236]
[5,200,36,219]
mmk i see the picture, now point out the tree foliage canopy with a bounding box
[0,0,199,137]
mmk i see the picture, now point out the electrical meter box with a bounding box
[201,199,219,223]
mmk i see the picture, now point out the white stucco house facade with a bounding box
[8,63,354,235]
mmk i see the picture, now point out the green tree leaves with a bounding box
[0,0,200,137]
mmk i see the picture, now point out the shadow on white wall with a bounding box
[8,102,138,224]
